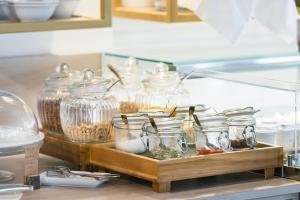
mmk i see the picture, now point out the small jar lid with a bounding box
[198,113,227,123]
[142,63,180,90]
[143,126,183,136]
[227,115,256,126]
[202,126,229,133]
[70,69,112,96]
[44,63,81,88]
[223,107,259,117]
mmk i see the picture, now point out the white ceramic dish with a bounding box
[0,132,44,156]
[52,0,79,19]
[12,1,58,22]
[40,172,108,188]
[122,0,154,8]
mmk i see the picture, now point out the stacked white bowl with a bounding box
[0,0,79,21]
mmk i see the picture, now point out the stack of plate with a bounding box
[0,0,79,22]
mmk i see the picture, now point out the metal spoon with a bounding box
[107,64,124,85]
[47,166,120,179]
[149,117,167,150]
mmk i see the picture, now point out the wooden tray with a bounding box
[40,131,91,170]
[90,143,283,193]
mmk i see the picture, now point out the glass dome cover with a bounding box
[0,90,43,149]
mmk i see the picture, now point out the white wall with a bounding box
[0,18,298,61]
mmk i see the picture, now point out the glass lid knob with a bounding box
[56,63,70,74]
[82,69,95,81]
[125,57,138,67]
[153,62,169,74]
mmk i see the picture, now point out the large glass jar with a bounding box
[111,57,146,114]
[135,63,190,112]
[60,69,119,143]
[37,63,81,134]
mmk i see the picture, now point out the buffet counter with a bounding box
[0,154,298,200]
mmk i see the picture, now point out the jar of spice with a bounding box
[113,114,149,154]
[60,69,119,143]
[135,63,190,112]
[37,63,81,134]
[224,107,259,149]
[194,123,231,154]
[194,113,231,154]
[227,116,257,149]
[142,126,188,160]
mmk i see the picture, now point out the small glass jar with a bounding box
[113,118,148,154]
[194,123,231,154]
[227,116,257,149]
[178,105,213,147]
[142,126,188,160]
[60,69,119,143]
[37,63,81,134]
[135,63,190,111]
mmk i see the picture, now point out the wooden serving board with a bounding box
[89,143,283,193]
[40,131,91,170]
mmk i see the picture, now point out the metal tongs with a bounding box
[47,166,120,180]
[0,184,33,194]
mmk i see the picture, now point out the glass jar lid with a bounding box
[44,63,81,88]
[227,115,256,126]
[142,63,180,90]
[198,113,227,123]
[70,69,112,96]
[143,126,183,136]
[223,107,259,117]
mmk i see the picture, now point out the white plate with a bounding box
[0,132,44,156]
[40,172,108,188]
[0,192,23,200]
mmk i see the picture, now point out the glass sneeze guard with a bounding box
[183,54,300,168]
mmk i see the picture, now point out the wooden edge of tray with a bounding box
[89,143,283,180]
[40,131,91,170]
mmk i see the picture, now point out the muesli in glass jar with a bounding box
[60,69,119,143]
[37,63,81,134]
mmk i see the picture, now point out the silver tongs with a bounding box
[0,184,33,194]
[47,166,120,179]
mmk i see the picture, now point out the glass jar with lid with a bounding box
[60,69,119,143]
[142,126,188,160]
[113,114,148,154]
[135,63,190,112]
[194,124,231,154]
[178,105,213,147]
[110,57,147,114]
[224,107,259,149]
[227,116,257,149]
[194,113,231,154]
[37,63,81,134]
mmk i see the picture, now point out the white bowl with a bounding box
[0,1,18,21]
[122,0,154,8]
[53,0,79,19]
[12,2,58,22]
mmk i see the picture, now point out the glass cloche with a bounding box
[0,90,44,182]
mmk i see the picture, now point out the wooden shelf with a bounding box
[0,0,111,34]
[113,0,200,23]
